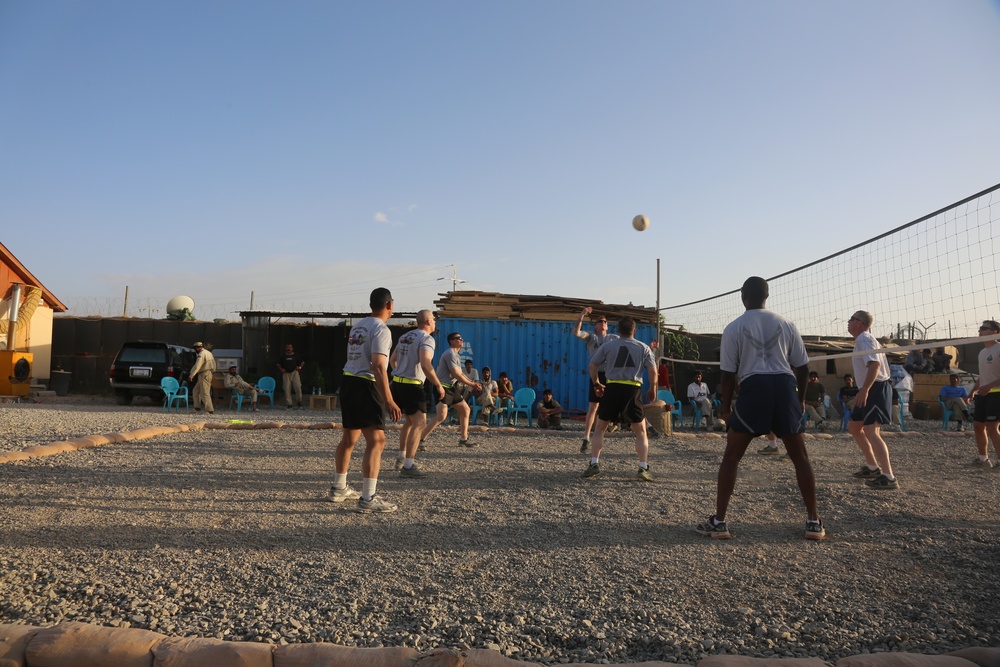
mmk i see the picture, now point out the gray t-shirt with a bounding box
[392,329,434,382]
[581,332,619,371]
[590,337,655,384]
[343,316,392,380]
[720,308,809,384]
[436,347,463,386]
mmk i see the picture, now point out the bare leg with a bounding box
[863,423,894,477]
[420,403,448,441]
[848,420,879,468]
[335,429,362,475]
[360,426,385,479]
[715,430,754,520]
[631,421,649,465]
[454,401,471,440]
[974,421,989,458]
[590,418,609,459]
[404,413,427,459]
[779,433,820,521]
[583,402,599,440]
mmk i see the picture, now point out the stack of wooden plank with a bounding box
[433,291,657,322]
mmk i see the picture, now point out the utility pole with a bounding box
[437,264,467,292]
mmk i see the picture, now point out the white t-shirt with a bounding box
[852,330,890,384]
[392,329,435,382]
[687,382,711,401]
[343,317,391,380]
[978,344,1000,392]
[720,308,809,384]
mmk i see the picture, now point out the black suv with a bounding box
[108,341,196,405]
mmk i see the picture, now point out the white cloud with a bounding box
[374,211,389,224]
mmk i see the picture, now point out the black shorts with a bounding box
[391,379,428,416]
[442,383,471,407]
[973,392,1000,422]
[597,382,644,424]
[340,374,385,430]
[588,371,608,403]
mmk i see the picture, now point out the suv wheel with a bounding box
[114,390,134,406]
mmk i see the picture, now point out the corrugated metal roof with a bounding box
[436,317,657,415]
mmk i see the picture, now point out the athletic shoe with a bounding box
[972,457,994,468]
[580,438,590,454]
[636,466,654,482]
[400,464,427,478]
[647,426,661,439]
[582,463,601,478]
[816,420,826,431]
[865,474,899,490]
[695,515,731,540]
[852,465,882,479]
[757,444,779,455]
[956,421,965,432]
[356,495,398,513]
[607,423,619,433]
[417,441,427,452]
[328,485,361,503]
[458,439,478,448]
[805,520,826,541]
[394,457,404,471]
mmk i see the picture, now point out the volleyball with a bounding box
[632,214,649,231]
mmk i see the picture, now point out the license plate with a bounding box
[130,367,152,378]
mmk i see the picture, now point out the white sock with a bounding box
[334,473,348,489]
[590,457,600,465]
[980,455,989,461]
[639,462,649,469]
[362,478,378,501]
[867,464,880,471]
[404,457,415,468]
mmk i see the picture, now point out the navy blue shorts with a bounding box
[597,382,644,424]
[849,379,892,426]
[340,374,386,430]
[728,374,803,438]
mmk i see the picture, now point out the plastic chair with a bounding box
[508,388,536,427]
[255,376,276,408]
[656,389,683,428]
[229,386,253,412]
[689,398,712,430]
[490,400,511,426]
[161,377,189,413]
[939,398,964,430]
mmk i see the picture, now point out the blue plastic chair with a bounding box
[689,398,712,430]
[255,376,276,408]
[229,386,254,412]
[161,376,189,413]
[508,388,536,427]
[939,398,965,430]
[656,389,683,428]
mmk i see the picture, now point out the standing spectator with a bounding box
[581,316,657,482]
[657,357,671,391]
[224,365,259,412]
[695,276,823,541]
[573,306,620,454]
[969,320,1000,468]
[847,311,899,490]
[803,371,828,429]
[420,332,482,447]
[938,374,971,431]
[838,374,860,412]
[276,344,304,409]
[536,389,563,430]
[189,342,216,414]
[687,371,714,429]
[388,309,444,478]
[329,287,401,513]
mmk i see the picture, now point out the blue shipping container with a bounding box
[435,317,657,416]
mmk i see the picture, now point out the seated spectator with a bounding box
[939,374,970,430]
[463,359,480,384]
[803,371,828,429]
[535,388,563,430]
[687,371,714,428]
[932,348,953,373]
[477,366,500,423]
[838,374,860,411]
[497,371,515,411]
[891,387,902,429]
[904,348,929,375]
[223,366,260,412]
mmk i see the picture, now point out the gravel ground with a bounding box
[1,396,998,664]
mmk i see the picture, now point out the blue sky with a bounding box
[2,1,999,321]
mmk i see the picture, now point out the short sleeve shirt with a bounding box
[581,332,620,370]
[720,308,809,384]
[343,316,392,380]
[436,348,463,386]
[590,337,655,384]
[852,331,890,384]
[392,329,435,382]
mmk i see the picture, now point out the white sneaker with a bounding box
[328,485,361,503]
[356,495,398,513]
